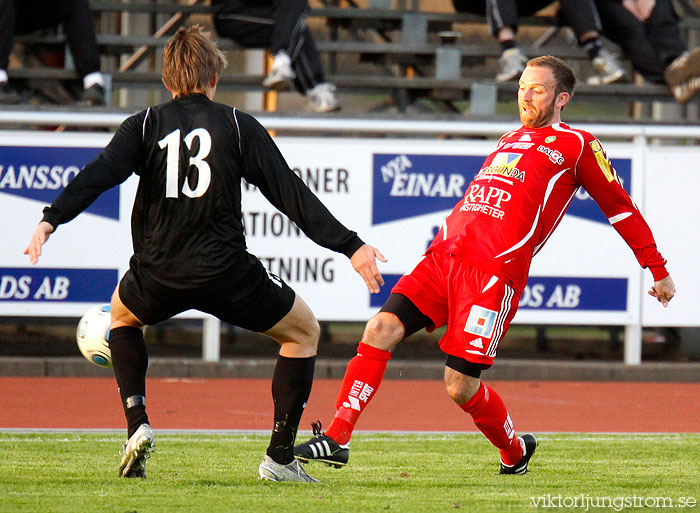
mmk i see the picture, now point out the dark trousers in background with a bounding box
[213,0,325,93]
[594,0,686,83]
[0,0,101,77]
[452,0,603,41]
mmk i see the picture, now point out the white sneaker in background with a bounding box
[496,48,528,83]
[587,48,625,86]
[306,82,340,112]
[262,51,296,90]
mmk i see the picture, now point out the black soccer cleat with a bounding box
[499,433,538,475]
[294,421,349,469]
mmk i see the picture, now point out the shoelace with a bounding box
[311,420,325,438]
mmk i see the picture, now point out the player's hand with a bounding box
[648,275,675,307]
[23,221,55,265]
[350,244,387,294]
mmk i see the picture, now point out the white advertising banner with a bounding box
[641,146,700,327]
[0,130,691,329]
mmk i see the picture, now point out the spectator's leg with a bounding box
[451,0,486,15]
[488,0,544,82]
[269,0,310,54]
[267,0,324,92]
[0,0,18,75]
[58,0,101,79]
[486,0,520,38]
[559,0,625,85]
[213,5,273,49]
[645,0,687,67]
[558,0,603,44]
[595,0,666,83]
[290,27,324,93]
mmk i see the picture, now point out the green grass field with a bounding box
[1,432,698,513]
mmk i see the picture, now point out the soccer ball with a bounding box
[76,305,112,367]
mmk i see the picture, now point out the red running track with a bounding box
[1,377,698,432]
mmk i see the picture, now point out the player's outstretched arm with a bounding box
[351,244,387,294]
[648,275,676,308]
[23,221,55,265]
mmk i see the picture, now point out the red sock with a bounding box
[325,342,391,444]
[459,383,523,466]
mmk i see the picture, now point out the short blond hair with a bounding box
[162,25,227,95]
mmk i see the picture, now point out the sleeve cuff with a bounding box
[649,263,669,282]
[341,235,365,259]
[40,206,61,230]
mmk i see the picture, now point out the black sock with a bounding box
[500,39,517,53]
[266,355,316,464]
[109,326,149,438]
[581,37,602,60]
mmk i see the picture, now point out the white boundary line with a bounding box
[0,428,694,436]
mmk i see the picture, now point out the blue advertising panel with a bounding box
[0,145,119,220]
[0,268,118,303]
[371,274,627,312]
[372,153,631,227]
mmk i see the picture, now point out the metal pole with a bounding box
[202,317,221,362]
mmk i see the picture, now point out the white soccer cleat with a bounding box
[119,423,155,478]
[258,455,319,483]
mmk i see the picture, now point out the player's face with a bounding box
[517,66,560,128]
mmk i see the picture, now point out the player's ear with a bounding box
[555,91,570,109]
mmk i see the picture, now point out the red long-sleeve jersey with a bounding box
[428,122,668,296]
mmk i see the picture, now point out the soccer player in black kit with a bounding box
[24,25,385,483]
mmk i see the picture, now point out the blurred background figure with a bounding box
[594,0,700,103]
[212,0,341,112]
[0,0,106,105]
[452,0,626,85]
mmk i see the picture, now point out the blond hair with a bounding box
[162,25,227,96]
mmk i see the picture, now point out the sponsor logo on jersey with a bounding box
[502,142,534,150]
[0,145,120,220]
[459,183,512,220]
[537,145,565,165]
[569,157,631,225]
[464,305,497,338]
[371,151,631,227]
[476,153,525,182]
[545,136,556,143]
[519,134,532,141]
[372,153,482,224]
[590,139,616,182]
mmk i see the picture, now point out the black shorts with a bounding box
[118,253,296,332]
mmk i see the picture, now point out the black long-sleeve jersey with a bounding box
[41,94,364,287]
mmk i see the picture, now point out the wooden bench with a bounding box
[9,1,699,116]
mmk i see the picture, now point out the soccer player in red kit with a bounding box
[294,55,676,475]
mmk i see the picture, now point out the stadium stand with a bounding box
[3,0,700,120]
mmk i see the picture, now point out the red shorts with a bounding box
[392,251,520,366]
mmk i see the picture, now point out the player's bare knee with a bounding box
[444,371,480,404]
[362,312,403,351]
[302,316,321,350]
